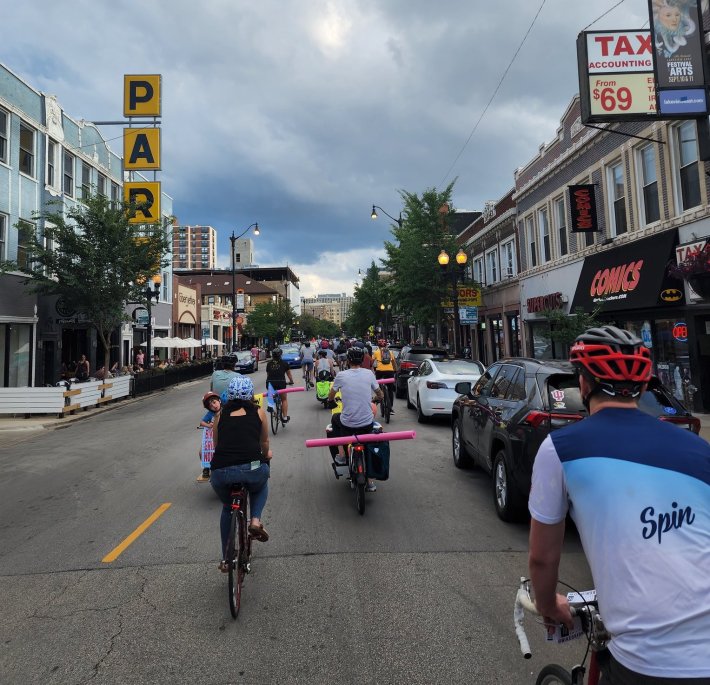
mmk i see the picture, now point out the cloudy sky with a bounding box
[4,0,654,297]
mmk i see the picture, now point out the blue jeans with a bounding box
[210,463,270,556]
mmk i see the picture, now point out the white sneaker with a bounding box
[366,483,377,492]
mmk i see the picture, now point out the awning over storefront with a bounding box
[571,230,680,312]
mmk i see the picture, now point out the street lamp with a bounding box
[437,249,468,358]
[379,303,391,339]
[230,222,259,352]
[143,274,161,368]
[371,205,403,228]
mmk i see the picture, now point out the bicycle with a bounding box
[224,484,253,619]
[379,385,392,424]
[303,366,313,390]
[270,392,286,435]
[514,577,608,685]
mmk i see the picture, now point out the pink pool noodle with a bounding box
[305,430,416,448]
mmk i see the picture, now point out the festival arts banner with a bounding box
[648,0,708,115]
[568,184,599,233]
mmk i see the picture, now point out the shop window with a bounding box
[538,208,551,262]
[507,314,521,356]
[3,323,32,387]
[489,316,505,362]
[554,197,568,256]
[673,120,701,212]
[19,123,36,177]
[0,108,7,163]
[607,161,627,236]
[63,150,75,197]
[637,144,660,225]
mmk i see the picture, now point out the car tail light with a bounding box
[399,361,418,371]
[660,416,701,434]
[426,381,447,389]
[522,411,583,429]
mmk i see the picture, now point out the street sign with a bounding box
[124,182,161,223]
[236,289,245,312]
[123,127,161,170]
[441,285,482,307]
[460,306,479,324]
[123,74,161,117]
[135,308,149,325]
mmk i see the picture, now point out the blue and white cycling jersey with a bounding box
[529,407,710,679]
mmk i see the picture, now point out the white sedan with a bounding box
[406,359,484,422]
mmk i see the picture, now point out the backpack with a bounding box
[381,348,391,364]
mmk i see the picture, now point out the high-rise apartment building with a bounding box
[301,293,353,326]
[173,225,217,270]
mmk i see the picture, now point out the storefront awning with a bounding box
[570,230,680,312]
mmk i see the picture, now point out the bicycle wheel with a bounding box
[356,481,366,515]
[270,401,279,435]
[227,510,242,619]
[384,393,391,424]
[535,664,573,685]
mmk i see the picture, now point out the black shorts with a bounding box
[267,379,287,391]
[330,413,373,438]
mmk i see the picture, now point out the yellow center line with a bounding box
[101,502,172,563]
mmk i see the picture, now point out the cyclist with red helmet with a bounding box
[197,392,222,482]
[372,339,395,414]
[528,325,710,683]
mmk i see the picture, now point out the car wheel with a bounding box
[452,421,472,469]
[416,394,429,423]
[406,386,415,409]
[395,377,406,399]
[492,450,526,523]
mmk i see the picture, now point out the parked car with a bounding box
[233,350,258,374]
[394,346,448,398]
[279,343,303,369]
[406,359,484,422]
[451,358,700,523]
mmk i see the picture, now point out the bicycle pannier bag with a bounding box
[365,441,390,481]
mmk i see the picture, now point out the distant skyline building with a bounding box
[301,293,353,326]
[234,237,254,267]
[173,225,217,270]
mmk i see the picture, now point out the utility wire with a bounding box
[438,0,547,187]
[582,0,626,31]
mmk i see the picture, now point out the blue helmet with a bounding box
[227,374,254,401]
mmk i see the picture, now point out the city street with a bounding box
[0,371,593,685]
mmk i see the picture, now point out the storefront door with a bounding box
[695,314,710,411]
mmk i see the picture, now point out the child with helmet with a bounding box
[198,392,222,482]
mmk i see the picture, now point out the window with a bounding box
[63,150,74,196]
[637,145,660,225]
[491,364,518,399]
[0,108,7,163]
[485,248,498,284]
[501,239,516,277]
[526,217,537,268]
[607,162,627,235]
[538,208,551,262]
[19,123,35,177]
[81,162,91,200]
[111,182,119,206]
[554,197,568,256]
[16,220,33,269]
[674,121,701,211]
[47,139,58,188]
[97,173,107,198]
[473,256,484,285]
[0,214,6,260]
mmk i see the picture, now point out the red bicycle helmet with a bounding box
[570,325,651,398]
[202,391,221,409]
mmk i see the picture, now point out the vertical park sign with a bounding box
[123,75,162,223]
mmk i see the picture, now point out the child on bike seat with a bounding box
[199,392,221,481]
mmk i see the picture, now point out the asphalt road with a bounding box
[0,369,593,685]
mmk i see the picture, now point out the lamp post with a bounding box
[371,205,403,228]
[379,303,391,339]
[437,249,468,358]
[143,274,162,368]
[230,222,260,352]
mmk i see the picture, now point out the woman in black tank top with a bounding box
[210,376,272,567]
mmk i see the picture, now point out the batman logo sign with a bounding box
[660,289,682,302]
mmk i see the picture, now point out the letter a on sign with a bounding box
[123,128,161,170]
[124,182,162,224]
[123,75,161,117]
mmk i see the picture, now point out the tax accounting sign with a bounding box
[577,1,709,124]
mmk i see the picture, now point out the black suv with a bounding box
[450,358,699,523]
[394,346,448,398]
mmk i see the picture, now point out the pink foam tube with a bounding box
[377,378,395,384]
[256,386,306,398]
[305,430,416,448]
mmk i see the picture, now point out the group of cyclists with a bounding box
[199,325,709,683]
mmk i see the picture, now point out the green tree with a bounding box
[382,183,459,336]
[347,261,387,337]
[540,306,602,350]
[244,300,294,344]
[2,194,170,374]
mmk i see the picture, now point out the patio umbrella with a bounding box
[179,337,203,348]
[140,336,173,347]
[203,337,225,346]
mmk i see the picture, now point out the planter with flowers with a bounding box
[668,244,710,299]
